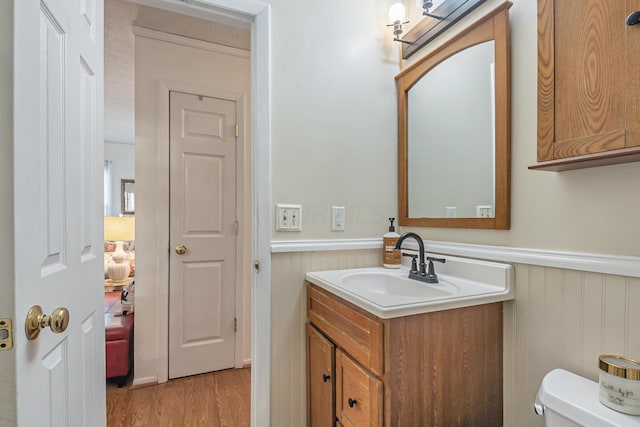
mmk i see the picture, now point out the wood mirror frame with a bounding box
[396,2,511,229]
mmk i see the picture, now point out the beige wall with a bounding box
[104,0,250,144]
[268,0,640,258]
[0,1,15,425]
[399,0,640,257]
[267,1,640,425]
[268,0,399,239]
[105,0,139,144]
[135,32,251,383]
[106,0,253,383]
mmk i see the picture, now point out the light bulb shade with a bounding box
[104,216,135,241]
[389,2,406,22]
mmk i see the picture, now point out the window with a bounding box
[104,160,112,216]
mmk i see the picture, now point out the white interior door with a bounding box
[169,91,238,379]
[13,0,105,425]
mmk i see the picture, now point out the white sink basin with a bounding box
[340,270,456,298]
[305,254,514,318]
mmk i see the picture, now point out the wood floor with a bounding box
[107,368,251,427]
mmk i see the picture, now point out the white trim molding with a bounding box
[271,238,382,253]
[129,1,271,426]
[132,27,250,58]
[271,238,640,278]
[131,376,159,388]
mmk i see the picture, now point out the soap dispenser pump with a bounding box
[383,218,401,269]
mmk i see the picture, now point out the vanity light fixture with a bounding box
[104,216,135,282]
[422,0,444,19]
[388,3,412,44]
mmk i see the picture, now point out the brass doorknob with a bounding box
[175,244,187,255]
[25,305,70,340]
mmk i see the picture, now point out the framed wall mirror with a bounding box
[396,2,511,229]
[121,179,135,215]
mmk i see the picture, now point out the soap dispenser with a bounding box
[383,218,401,269]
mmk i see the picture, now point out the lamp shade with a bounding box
[104,216,135,241]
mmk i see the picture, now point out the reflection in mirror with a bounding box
[396,2,511,229]
[408,41,495,218]
[104,141,134,216]
[121,179,135,215]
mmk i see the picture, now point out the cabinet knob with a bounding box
[322,374,330,382]
[348,397,357,408]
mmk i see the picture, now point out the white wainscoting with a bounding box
[503,265,640,426]
[270,240,640,427]
[271,249,382,427]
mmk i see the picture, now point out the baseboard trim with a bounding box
[131,376,159,388]
[271,238,640,278]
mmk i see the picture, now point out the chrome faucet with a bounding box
[394,232,445,283]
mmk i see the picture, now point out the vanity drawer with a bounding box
[335,349,383,427]
[307,284,384,375]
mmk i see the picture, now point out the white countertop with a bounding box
[306,255,514,319]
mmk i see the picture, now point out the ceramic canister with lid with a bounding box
[598,354,640,415]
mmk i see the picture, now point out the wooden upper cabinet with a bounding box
[532,0,640,171]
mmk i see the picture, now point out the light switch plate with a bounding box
[276,204,302,231]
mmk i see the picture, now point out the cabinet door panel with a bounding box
[626,0,640,148]
[335,349,382,427]
[307,324,335,427]
[307,285,383,375]
[554,0,625,145]
[536,0,640,169]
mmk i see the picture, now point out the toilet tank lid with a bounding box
[537,369,640,426]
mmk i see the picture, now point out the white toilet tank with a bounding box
[536,369,640,427]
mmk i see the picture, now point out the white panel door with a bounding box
[169,91,238,379]
[13,0,105,426]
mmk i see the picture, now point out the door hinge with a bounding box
[234,220,239,235]
[234,318,238,332]
[253,260,260,273]
[235,124,239,138]
[0,318,13,351]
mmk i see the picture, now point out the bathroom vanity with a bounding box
[305,258,514,427]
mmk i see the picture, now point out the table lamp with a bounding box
[104,216,135,282]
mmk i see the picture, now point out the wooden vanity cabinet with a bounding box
[306,283,503,427]
[306,323,336,427]
[335,349,383,427]
[532,0,640,171]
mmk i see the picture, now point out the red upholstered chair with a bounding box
[104,291,134,386]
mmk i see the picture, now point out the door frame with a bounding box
[162,83,247,373]
[130,0,271,424]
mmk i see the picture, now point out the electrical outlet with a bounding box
[331,206,345,231]
[276,204,302,231]
[476,205,493,218]
[445,207,457,218]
